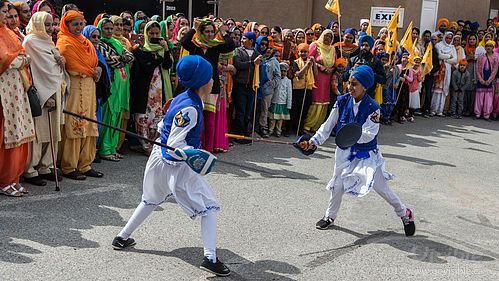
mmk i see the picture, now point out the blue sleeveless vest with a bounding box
[336,93,380,157]
[160,89,204,161]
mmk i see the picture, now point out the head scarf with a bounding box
[243,31,256,47]
[344,28,356,37]
[255,35,268,55]
[258,24,268,34]
[282,29,293,42]
[23,11,70,106]
[93,13,108,27]
[98,18,125,57]
[31,0,54,18]
[435,31,455,55]
[243,22,258,34]
[13,2,30,26]
[0,16,24,74]
[485,40,496,48]
[459,59,468,65]
[298,43,309,51]
[160,20,168,40]
[133,20,145,35]
[134,11,145,22]
[25,11,50,39]
[377,52,390,60]
[360,19,369,27]
[335,57,347,67]
[141,21,164,56]
[151,15,161,22]
[465,34,478,57]
[176,55,213,89]
[326,21,336,29]
[56,11,98,76]
[166,15,173,23]
[294,29,305,42]
[192,18,225,49]
[377,28,388,39]
[437,18,449,29]
[448,21,458,31]
[359,35,375,50]
[351,65,374,89]
[279,62,289,71]
[311,23,322,41]
[171,17,184,42]
[479,32,494,47]
[313,29,335,67]
[110,15,131,51]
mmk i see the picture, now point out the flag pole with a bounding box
[338,15,343,58]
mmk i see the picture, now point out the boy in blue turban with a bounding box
[300,65,416,237]
[112,55,231,277]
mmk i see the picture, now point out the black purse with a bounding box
[27,84,42,117]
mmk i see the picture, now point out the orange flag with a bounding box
[366,19,372,36]
[422,43,433,76]
[386,6,400,33]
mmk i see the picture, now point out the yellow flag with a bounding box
[385,29,397,63]
[325,0,341,17]
[422,43,433,76]
[366,19,372,36]
[386,6,400,33]
[253,64,260,91]
[400,21,414,56]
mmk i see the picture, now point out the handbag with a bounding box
[27,85,42,117]
[19,66,42,117]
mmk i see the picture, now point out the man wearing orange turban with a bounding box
[437,18,449,33]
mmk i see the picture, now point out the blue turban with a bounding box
[378,52,390,59]
[359,35,375,49]
[243,32,257,46]
[327,21,336,29]
[176,55,213,89]
[351,65,374,90]
[344,28,356,37]
[358,32,367,37]
[401,51,410,57]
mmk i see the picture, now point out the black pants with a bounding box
[287,88,312,134]
[232,83,255,136]
[422,75,434,113]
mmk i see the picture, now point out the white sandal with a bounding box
[13,183,28,194]
[1,185,23,197]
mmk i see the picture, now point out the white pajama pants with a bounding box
[431,91,447,115]
[117,144,220,260]
[325,167,407,220]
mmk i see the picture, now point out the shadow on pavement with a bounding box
[301,226,495,267]
[128,247,300,280]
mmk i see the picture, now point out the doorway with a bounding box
[420,0,439,33]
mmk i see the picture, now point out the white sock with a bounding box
[201,211,217,262]
[118,202,157,239]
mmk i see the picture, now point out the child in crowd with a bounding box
[379,52,399,125]
[408,56,423,122]
[268,63,292,137]
[260,47,281,138]
[330,58,347,113]
[450,59,471,118]
[394,52,413,123]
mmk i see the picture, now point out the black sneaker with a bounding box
[401,208,415,237]
[112,236,136,250]
[316,217,334,230]
[200,257,231,277]
[234,138,251,144]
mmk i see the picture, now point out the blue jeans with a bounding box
[232,84,255,135]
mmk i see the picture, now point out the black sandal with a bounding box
[63,171,87,180]
[83,169,104,178]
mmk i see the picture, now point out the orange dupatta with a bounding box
[0,25,23,74]
[56,11,98,77]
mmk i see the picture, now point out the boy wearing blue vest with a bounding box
[111,56,230,277]
[301,65,415,237]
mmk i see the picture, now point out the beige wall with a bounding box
[220,0,491,36]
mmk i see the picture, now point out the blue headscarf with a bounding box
[255,36,269,99]
[327,21,336,29]
[344,28,356,37]
[351,65,374,90]
[378,52,390,59]
[176,55,213,89]
[82,25,111,81]
[134,20,145,34]
[243,31,256,47]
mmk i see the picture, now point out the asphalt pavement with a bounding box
[1,116,498,280]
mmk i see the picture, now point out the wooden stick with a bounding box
[226,133,294,145]
[47,109,60,191]
[338,15,343,58]
[296,87,308,137]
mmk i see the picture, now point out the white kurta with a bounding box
[141,106,220,219]
[311,99,394,197]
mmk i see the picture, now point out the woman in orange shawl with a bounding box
[56,10,103,180]
[0,0,35,196]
